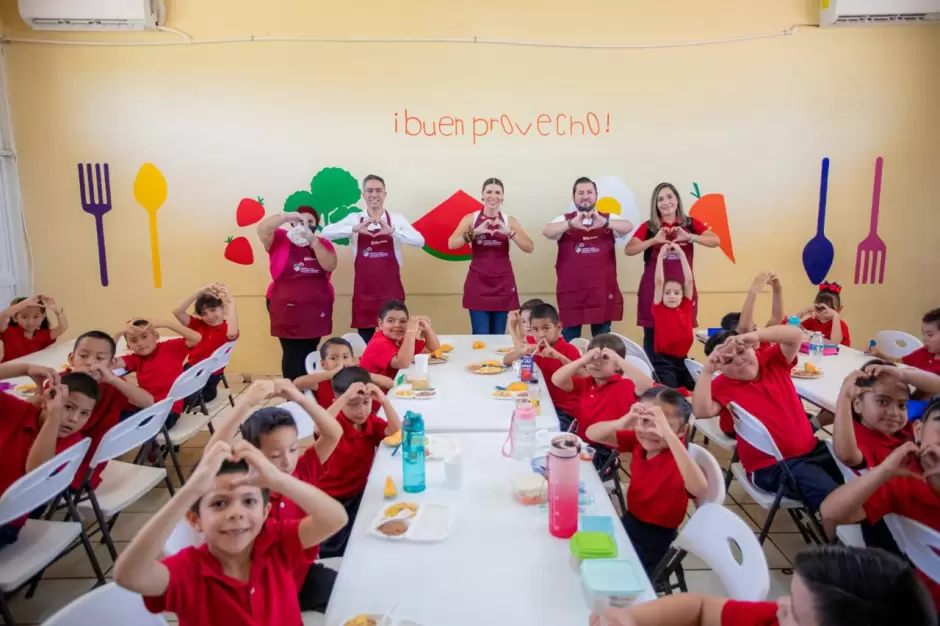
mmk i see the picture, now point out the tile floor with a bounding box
[5,382,809,625]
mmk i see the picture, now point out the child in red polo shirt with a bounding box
[586,386,707,575]
[794,281,851,347]
[319,366,402,558]
[503,303,582,431]
[0,364,98,549]
[589,545,935,626]
[294,337,394,408]
[508,298,545,347]
[359,299,440,380]
[114,319,202,428]
[114,439,348,626]
[693,325,843,515]
[894,308,940,380]
[721,271,786,334]
[650,242,696,390]
[172,283,240,405]
[0,294,69,362]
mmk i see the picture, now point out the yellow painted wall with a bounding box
[2,0,938,373]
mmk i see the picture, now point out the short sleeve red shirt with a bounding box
[801,317,851,347]
[721,600,779,625]
[532,337,582,417]
[851,420,914,469]
[187,317,234,370]
[710,345,816,472]
[72,380,133,489]
[316,412,387,499]
[652,298,694,358]
[143,519,316,625]
[570,374,637,443]
[630,218,707,242]
[359,331,426,379]
[903,347,940,377]
[0,326,54,362]
[313,379,336,408]
[615,429,690,529]
[122,338,191,414]
[268,448,325,589]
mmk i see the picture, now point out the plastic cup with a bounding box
[580,446,596,463]
[414,353,429,374]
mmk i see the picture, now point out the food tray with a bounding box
[370,502,453,542]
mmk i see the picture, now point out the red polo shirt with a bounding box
[532,337,582,418]
[187,318,235,372]
[72,380,133,490]
[570,374,637,443]
[317,412,387,499]
[359,331,426,379]
[851,420,914,469]
[903,347,940,377]
[268,447,324,589]
[721,600,779,625]
[122,338,190,414]
[616,429,689,529]
[652,299,694,358]
[710,345,816,472]
[313,379,336,408]
[143,519,316,625]
[0,326,54,362]
[801,316,851,347]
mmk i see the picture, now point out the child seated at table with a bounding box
[508,298,544,347]
[721,271,786,334]
[294,337,394,408]
[693,325,843,519]
[0,363,98,549]
[113,440,348,625]
[0,295,68,362]
[820,398,940,611]
[873,307,940,379]
[172,283,240,405]
[794,281,851,347]
[651,242,696,390]
[359,300,440,380]
[319,366,402,558]
[586,386,707,575]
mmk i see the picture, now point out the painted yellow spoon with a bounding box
[133,163,167,288]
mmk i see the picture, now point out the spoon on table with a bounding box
[133,163,168,288]
[381,600,399,626]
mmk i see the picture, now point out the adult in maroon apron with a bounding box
[556,210,623,338]
[462,211,520,334]
[351,211,405,330]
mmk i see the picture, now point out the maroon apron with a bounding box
[555,211,623,328]
[269,240,334,339]
[462,211,520,312]
[636,219,699,328]
[351,211,405,329]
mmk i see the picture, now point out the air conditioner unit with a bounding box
[18,0,164,31]
[820,0,940,25]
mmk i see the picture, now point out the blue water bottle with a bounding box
[402,411,426,493]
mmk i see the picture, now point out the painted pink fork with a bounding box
[854,157,887,285]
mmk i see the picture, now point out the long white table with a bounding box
[325,432,656,626]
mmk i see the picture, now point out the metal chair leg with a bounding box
[0,593,16,626]
[87,490,118,561]
[65,494,106,586]
[758,488,785,545]
[162,425,186,485]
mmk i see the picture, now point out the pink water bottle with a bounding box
[547,434,580,539]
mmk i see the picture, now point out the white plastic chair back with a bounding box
[305,350,320,374]
[164,520,204,557]
[685,358,703,383]
[823,439,863,483]
[209,340,237,370]
[167,360,214,403]
[673,503,770,601]
[884,513,940,584]
[570,337,589,355]
[729,402,784,461]
[88,400,174,469]
[278,401,316,441]
[0,438,91,526]
[43,582,168,626]
[625,355,653,379]
[688,443,726,507]
[612,333,654,372]
[342,332,368,357]
[873,331,923,359]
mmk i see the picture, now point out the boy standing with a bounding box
[359,300,440,380]
[650,242,696,390]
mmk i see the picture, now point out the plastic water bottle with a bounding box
[402,411,426,493]
[809,331,825,366]
[511,399,537,460]
[520,354,534,382]
[548,434,580,539]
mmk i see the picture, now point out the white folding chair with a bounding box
[612,332,655,375]
[305,350,320,374]
[821,440,867,548]
[43,582,168,626]
[688,443,726,507]
[278,401,316,441]
[164,520,204,557]
[884,514,940,585]
[208,340,238,407]
[74,400,174,561]
[342,332,368,357]
[685,359,738,487]
[873,330,923,359]
[625,355,653,380]
[0,439,105,625]
[159,361,217,484]
[570,337,589,355]
[729,403,826,545]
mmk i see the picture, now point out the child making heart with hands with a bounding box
[794,281,850,347]
[650,242,696,390]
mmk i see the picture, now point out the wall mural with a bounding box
[133,163,168,288]
[689,182,735,264]
[854,157,886,285]
[802,158,835,285]
[413,190,482,261]
[76,162,112,287]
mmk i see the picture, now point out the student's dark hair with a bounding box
[587,333,626,359]
[814,290,841,310]
[60,371,101,403]
[571,176,597,196]
[720,312,741,331]
[188,458,270,514]
[640,386,692,424]
[481,177,504,193]
[793,545,937,626]
[332,366,372,395]
[320,336,354,360]
[194,293,223,316]
[378,299,408,320]
[923,307,940,327]
[73,330,117,358]
[9,297,51,330]
[131,319,150,329]
[920,397,940,423]
[240,407,298,448]
[519,298,544,314]
[704,330,737,356]
[362,174,385,189]
[296,206,321,228]
[528,303,559,325]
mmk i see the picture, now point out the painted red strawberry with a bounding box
[236,197,265,227]
[224,236,254,265]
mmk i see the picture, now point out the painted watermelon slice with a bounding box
[413,190,483,261]
[689,193,735,263]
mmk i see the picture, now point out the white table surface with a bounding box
[792,347,878,413]
[325,432,656,626]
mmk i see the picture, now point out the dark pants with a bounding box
[318,491,364,559]
[357,327,376,344]
[120,408,179,429]
[622,511,678,575]
[557,410,575,433]
[562,321,612,343]
[592,445,617,477]
[298,562,337,613]
[278,337,322,381]
[0,523,21,550]
[468,310,509,335]
[183,363,223,405]
[654,354,696,391]
[751,440,844,512]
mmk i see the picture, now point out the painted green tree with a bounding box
[284,167,362,245]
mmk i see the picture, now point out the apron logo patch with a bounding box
[575,243,600,255]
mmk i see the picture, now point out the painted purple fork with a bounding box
[77,163,112,286]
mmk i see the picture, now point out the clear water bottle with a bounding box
[809,331,825,366]
[511,399,537,460]
[402,411,426,493]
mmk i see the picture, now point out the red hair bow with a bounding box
[819,281,842,294]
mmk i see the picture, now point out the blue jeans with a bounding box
[469,310,509,335]
[751,441,843,512]
[561,322,612,343]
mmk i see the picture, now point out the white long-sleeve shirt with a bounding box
[320,210,425,266]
